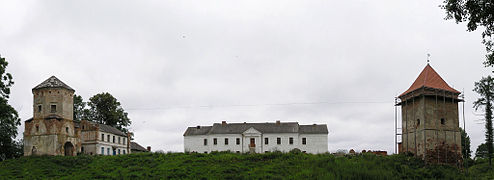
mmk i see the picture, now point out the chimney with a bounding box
[196,126,201,129]
[147,146,151,152]
[276,120,280,125]
[222,121,227,125]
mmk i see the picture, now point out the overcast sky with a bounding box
[0,0,491,154]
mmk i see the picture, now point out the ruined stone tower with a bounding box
[397,64,462,164]
[23,76,80,156]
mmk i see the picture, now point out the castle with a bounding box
[23,76,131,156]
[397,64,462,163]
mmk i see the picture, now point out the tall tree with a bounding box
[87,92,131,132]
[443,0,494,66]
[460,127,472,160]
[473,76,494,167]
[0,55,21,161]
[73,94,86,121]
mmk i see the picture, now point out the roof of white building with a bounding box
[183,122,328,136]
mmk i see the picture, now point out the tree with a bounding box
[0,55,20,161]
[87,92,131,132]
[461,127,472,160]
[476,143,493,159]
[73,94,86,122]
[443,0,494,66]
[473,76,494,167]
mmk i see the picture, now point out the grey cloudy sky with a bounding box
[0,0,491,154]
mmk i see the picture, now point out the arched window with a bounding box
[441,118,445,125]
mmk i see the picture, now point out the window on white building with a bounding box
[213,138,217,145]
[107,148,110,155]
[107,135,110,142]
[101,147,104,155]
[225,138,229,145]
[302,138,307,145]
[277,137,281,145]
[101,134,104,141]
[124,138,126,145]
[113,136,115,143]
[236,138,240,145]
[118,137,121,144]
[118,149,120,155]
[289,137,293,145]
[265,138,268,145]
[204,139,208,146]
[123,150,126,154]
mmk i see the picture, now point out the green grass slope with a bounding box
[0,152,492,179]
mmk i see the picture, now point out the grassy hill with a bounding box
[0,152,493,179]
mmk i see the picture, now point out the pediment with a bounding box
[242,127,261,135]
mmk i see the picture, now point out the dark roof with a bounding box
[299,124,329,134]
[184,122,328,136]
[98,124,127,136]
[131,142,148,152]
[33,76,74,91]
[183,126,212,136]
[399,64,460,97]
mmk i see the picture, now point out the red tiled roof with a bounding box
[399,64,460,97]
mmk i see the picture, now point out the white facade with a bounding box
[184,122,328,154]
[80,120,129,156]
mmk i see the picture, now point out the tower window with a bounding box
[36,125,39,132]
[441,118,445,125]
[38,105,42,112]
[66,127,69,133]
[50,105,56,113]
[417,119,420,126]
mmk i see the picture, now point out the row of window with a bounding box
[414,118,446,126]
[101,133,126,145]
[100,147,126,155]
[204,137,308,145]
[37,104,57,113]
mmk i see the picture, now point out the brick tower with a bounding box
[23,76,80,156]
[397,64,462,164]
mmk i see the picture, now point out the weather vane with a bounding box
[427,53,431,64]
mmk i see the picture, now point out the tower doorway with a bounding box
[64,142,74,156]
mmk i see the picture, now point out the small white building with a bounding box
[79,120,130,156]
[183,121,328,154]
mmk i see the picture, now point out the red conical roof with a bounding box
[399,64,460,97]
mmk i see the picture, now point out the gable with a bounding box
[242,127,261,135]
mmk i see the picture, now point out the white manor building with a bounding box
[183,121,328,154]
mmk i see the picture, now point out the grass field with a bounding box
[0,152,493,179]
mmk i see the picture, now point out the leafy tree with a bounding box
[0,55,20,161]
[87,92,131,132]
[473,76,494,167]
[443,0,494,66]
[73,94,86,121]
[476,143,492,159]
[461,127,472,160]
